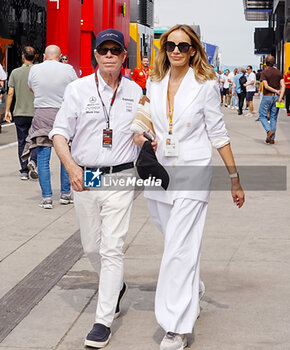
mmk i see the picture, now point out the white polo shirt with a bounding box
[28,60,78,108]
[246,72,256,92]
[223,74,230,89]
[50,71,142,167]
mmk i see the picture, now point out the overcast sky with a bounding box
[154,0,268,69]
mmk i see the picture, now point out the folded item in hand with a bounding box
[136,141,169,190]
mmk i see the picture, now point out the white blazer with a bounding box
[145,67,230,204]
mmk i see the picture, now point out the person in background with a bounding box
[234,67,246,116]
[229,68,238,110]
[218,70,224,104]
[259,55,285,144]
[221,69,230,107]
[284,66,290,116]
[5,46,38,181]
[0,62,7,105]
[256,69,262,96]
[133,24,245,350]
[132,56,152,95]
[22,45,78,209]
[244,65,256,117]
[60,55,69,64]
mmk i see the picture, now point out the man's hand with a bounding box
[68,164,86,192]
[52,134,86,192]
[5,111,12,123]
[133,131,157,152]
[276,89,283,102]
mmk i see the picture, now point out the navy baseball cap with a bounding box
[95,29,126,49]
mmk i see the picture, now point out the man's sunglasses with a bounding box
[96,47,124,56]
[165,41,193,53]
[61,58,68,61]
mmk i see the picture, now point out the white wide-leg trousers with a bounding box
[74,187,134,327]
[148,198,208,334]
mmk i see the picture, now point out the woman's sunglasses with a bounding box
[96,47,124,56]
[165,41,192,53]
[61,58,68,61]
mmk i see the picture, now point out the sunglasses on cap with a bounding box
[96,46,124,56]
[165,41,193,53]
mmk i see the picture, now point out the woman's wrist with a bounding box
[231,177,240,184]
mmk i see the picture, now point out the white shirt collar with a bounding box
[96,69,123,94]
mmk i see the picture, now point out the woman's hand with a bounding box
[151,140,157,152]
[231,178,245,208]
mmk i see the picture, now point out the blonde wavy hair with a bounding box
[151,24,216,82]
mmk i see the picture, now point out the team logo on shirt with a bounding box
[84,169,102,187]
[122,97,133,112]
[86,96,100,114]
[89,96,97,103]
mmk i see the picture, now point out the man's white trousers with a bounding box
[74,187,134,327]
[148,198,208,334]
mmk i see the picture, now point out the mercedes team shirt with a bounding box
[50,70,142,167]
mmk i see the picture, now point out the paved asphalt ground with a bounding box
[0,97,290,350]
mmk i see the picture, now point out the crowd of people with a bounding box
[217,66,259,116]
[0,23,287,350]
[216,59,285,144]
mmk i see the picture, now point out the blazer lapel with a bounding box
[173,67,203,123]
[154,70,170,132]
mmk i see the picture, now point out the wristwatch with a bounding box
[229,172,239,178]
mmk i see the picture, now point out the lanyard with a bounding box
[95,73,122,129]
[167,86,174,135]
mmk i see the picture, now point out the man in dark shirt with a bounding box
[259,55,285,144]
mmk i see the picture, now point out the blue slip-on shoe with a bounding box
[114,282,128,319]
[84,323,111,348]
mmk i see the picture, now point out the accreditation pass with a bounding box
[103,128,113,148]
[163,133,179,157]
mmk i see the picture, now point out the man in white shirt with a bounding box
[221,69,230,107]
[244,65,256,116]
[50,29,142,348]
[23,45,78,209]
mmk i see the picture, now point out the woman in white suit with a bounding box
[134,25,245,350]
